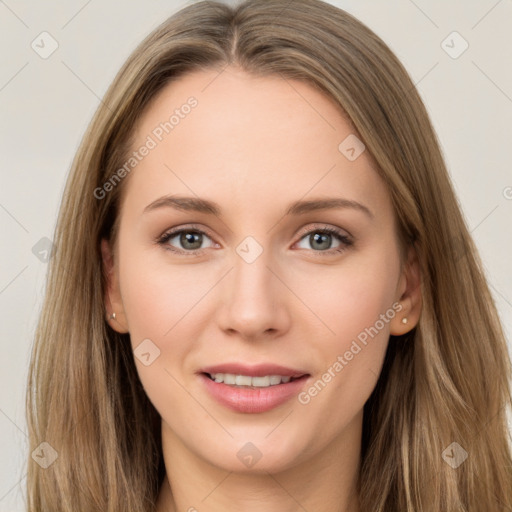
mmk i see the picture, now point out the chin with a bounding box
[194,430,311,474]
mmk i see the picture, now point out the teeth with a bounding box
[235,375,252,386]
[269,375,282,385]
[209,373,294,387]
[223,374,236,385]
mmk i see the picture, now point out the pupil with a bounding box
[181,232,202,249]
[311,232,331,250]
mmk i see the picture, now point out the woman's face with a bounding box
[102,66,418,473]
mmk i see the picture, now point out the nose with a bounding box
[216,247,291,341]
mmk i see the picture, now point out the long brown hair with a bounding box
[26,0,512,510]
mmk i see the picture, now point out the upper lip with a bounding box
[200,363,309,378]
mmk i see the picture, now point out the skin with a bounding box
[101,66,422,512]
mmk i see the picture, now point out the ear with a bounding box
[101,238,129,333]
[390,243,422,336]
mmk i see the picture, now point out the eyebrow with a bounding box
[143,194,374,219]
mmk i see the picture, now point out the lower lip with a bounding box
[199,373,310,414]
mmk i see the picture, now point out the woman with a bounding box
[26,0,512,510]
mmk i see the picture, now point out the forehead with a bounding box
[120,66,391,222]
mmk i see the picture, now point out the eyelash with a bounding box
[156,224,353,257]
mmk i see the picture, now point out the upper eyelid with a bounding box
[160,224,216,242]
[295,223,351,239]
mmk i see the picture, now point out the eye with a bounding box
[156,224,353,256]
[157,226,216,254]
[295,226,353,254]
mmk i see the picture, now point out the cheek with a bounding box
[117,249,208,412]
[295,250,400,346]
[118,244,210,344]
[293,248,400,400]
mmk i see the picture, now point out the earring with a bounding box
[107,312,116,321]
[401,317,408,324]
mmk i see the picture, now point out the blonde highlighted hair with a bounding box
[26,0,512,510]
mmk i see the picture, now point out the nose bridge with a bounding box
[231,238,276,307]
[216,236,288,337]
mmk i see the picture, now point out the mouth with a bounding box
[198,363,311,413]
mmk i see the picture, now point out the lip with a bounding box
[200,363,308,378]
[198,363,310,414]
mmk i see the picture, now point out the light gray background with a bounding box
[1,0,511,510]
